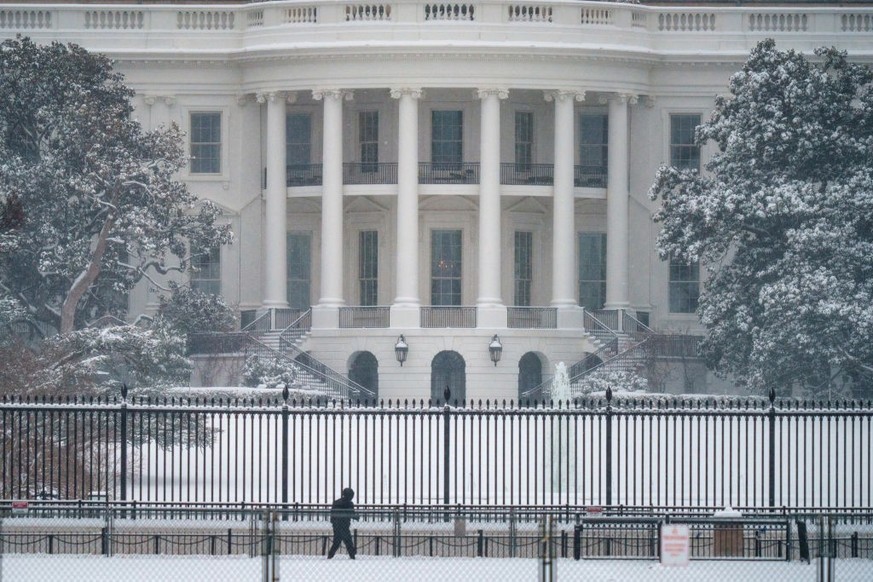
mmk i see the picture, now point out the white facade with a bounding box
[4,1,873,400]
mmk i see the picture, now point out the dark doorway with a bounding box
[431,351,466,404]
[349,351,379,401]
[518,352,543,401]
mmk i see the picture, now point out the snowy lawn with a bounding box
[2,555,872,581]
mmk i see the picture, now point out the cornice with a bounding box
[116,46,668,70]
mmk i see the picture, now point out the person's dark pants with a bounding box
[328,527,356,559]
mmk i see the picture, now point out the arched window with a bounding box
[518,352,543,401]
[431,351,466,404]
[349,351,379,402]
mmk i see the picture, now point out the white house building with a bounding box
[3,0,871,400]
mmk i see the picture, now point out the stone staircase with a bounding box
[236,308,374,401]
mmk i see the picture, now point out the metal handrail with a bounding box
[245,334,373,401]
[240,310,271,332]
[569,335,652,383]
[521,310,619,399]
[266,313,375,400]
[277,309,311,350]
[277,339,376,400]
[622,310,654,336]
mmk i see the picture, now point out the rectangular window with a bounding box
[191,245,221,295]
[286,113,312,169]
[431,230,462,306]
[190,112,221,174]
[287,232,311,309]
[670,114,701,171]
[515,112,533,172]
[359,230,378,306]
[669,258,700,313]
[578,233,607,310]
[514,231,533,306]
[431,110,463,170]
[579,113,608,168]
[578,113,608,186]
[359,111,379,173]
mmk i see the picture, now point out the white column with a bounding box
[476,88,508,327]
[545,90,585,315]
[313,90,351,322]
[257,91,291,308]
[605,93,635,309]
[390,88,423,328]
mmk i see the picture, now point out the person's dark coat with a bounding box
[328,487,358,558]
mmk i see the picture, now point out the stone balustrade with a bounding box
[0,1,870,54]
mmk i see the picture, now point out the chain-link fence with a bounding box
[0,505,870,581]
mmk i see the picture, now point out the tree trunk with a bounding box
[59,216,115,334]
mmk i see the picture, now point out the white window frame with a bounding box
[184,107,229,181]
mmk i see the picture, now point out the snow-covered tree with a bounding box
[242,354,299,390]
[0,37,233,335]
[156,283,236,344]
[649,39,873,397]
[574,369,648,396]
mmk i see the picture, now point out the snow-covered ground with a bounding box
[2,554,871,582]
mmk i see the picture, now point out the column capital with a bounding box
[162,96,177,107]
[256,91,297,105]
[390,87,424,100]
[143,95,157,107]
[543,90,586,103]
[312,89,353,102]
[475,88,509,100]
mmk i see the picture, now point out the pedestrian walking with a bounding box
[327,487,358,559]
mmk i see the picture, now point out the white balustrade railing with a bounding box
[346,4,392,21]
[247,9,264,27]
[508,5,552,23]
[658,12,716,32]
[286,6,318,24]
[581,7,612,26]
[0,2,870,53]
[177,10,235,31]
[842,13,873,32]
[424,3,475,21]
[0,9,51,30]
[748,12,807,33]
[85,10,144,30]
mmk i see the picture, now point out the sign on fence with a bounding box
[11,500,28,516]
[660,524,690,567]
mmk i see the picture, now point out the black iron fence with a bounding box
[0,389,870,510]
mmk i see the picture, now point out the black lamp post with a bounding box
[395,334,408,366]
[489,334,502,366]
